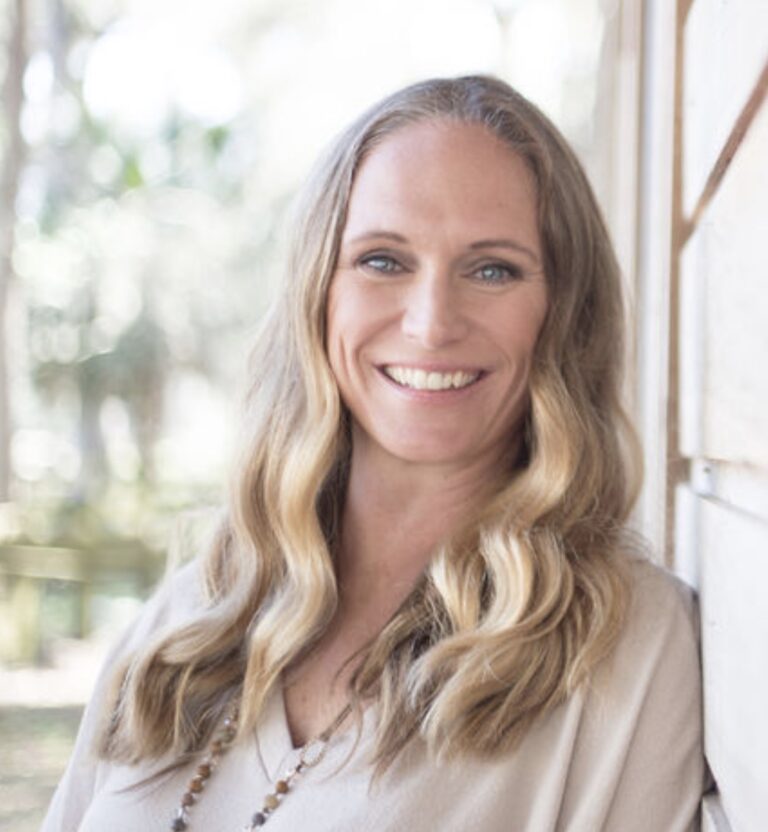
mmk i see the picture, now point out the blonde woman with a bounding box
[43,76,705,832]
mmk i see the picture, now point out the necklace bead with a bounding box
[264,794,279,811]
[171,814,188,830]
[169,701,351,830]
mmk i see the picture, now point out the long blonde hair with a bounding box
[101,76,641,770]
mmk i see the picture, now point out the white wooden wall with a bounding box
[621,1,768,829]
[677,2,768,828]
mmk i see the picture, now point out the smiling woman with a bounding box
[43,76,705,832]
[327,121,548,474]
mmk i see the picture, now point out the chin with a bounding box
[383,435,484,467]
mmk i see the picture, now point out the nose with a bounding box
[400,271,468,348]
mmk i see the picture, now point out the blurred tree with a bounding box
[12,0,265,522]
[0,0,28,501]
[1,0,308,559]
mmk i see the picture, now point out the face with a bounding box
[326,120,548,475]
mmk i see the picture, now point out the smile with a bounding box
[382,365,482,391]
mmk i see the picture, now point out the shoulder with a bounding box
[618,554,699,661]
[625,552,696,608]
[560,555,705,828]
[120,557,208,654]
[119,509,223,653]
[585,552,702,721]
[40,547,210,832]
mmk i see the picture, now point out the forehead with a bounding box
[343,120,540,247]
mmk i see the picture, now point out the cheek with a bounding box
[502,289,549,351]
[326,278,356,353]
[488,307,547,359]
[326,280,371,386]
[326,277,392,357]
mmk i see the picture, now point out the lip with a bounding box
[379,362,487,374]
[375,364,487,399]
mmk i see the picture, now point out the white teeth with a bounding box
[384,366,480,391]
[427,372,442,390]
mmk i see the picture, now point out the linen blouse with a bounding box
[42,555,706,832]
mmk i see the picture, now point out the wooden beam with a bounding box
[662,0,690,564]
[683,57,768,244]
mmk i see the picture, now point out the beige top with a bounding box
[42,556,706,832]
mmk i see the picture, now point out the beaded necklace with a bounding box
[170,701,352,831]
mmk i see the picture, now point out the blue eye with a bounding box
[359,254,403,274]
[473,262,523,284]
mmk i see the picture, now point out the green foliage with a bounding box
[121,155,144,189]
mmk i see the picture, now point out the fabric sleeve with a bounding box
[40,559,202,832]
[558,563,707,832]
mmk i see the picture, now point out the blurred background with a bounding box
[1,0,766,828]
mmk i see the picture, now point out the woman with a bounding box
[43,75,705,831]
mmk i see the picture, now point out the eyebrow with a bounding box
[469,238,540,265]
[345,230,541,266]
[346,230,408,245]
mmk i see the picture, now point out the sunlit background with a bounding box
[0,0,616,826]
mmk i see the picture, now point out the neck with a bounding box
[334,432,511,613]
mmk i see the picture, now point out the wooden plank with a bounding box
[700,499,768,828]
[632,0,678,558]
[662,0,693,563]
[678,99,768,468]
[685,59,768,241]
[0,543,163,584]
[682,0,768,216]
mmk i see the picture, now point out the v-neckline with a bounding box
[254,684,373,782]
[255,684,296,780]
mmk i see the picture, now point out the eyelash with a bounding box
[356,253,525,284]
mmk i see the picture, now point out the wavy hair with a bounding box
[101,75,642,770]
